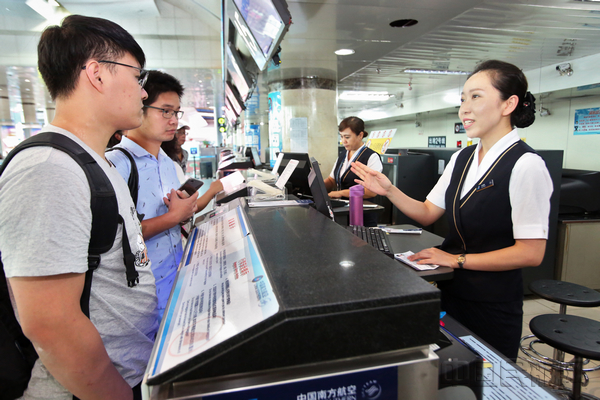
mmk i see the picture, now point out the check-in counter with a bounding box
[145,198,441,399]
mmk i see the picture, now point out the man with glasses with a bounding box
[107,71,222,320]
[0,15,158,399]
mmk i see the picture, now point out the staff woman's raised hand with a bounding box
[351,161,392,196]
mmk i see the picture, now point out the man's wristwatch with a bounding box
[457,254,466,269]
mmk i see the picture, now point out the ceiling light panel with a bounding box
[339,91,393,101]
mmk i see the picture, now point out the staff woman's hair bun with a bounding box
[512,91,536,128]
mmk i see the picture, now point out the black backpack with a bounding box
[0,132,139,400]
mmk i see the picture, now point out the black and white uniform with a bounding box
[427,129,553,360]
[330,144,383,227]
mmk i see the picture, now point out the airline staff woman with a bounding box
[324,116,383,227]
[351,60,553,360]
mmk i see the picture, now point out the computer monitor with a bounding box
[276,152,312,196]
[308,157,335,220]
[246,146,262,167]
[559,168,600,214]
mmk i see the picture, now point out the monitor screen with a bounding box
[229,0,291,71]
[559,168,600,214]
[226,43,252,101]
[224,103,238,126]
[226,97,240,118]
[225,81,245,114]
[308,157,335,220]
[246,146,262,167]
[233,0,284,57]
[276,152,312,196]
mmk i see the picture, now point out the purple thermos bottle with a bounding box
[349,184,364,226]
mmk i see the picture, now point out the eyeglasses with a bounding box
[144,105,184,120]
[176,130,188,136]
[82,60,149,88]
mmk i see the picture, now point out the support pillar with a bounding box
[267,75,338,178]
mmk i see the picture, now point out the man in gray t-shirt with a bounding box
[0,16,158,400]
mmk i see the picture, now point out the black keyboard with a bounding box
[346,225,395,258]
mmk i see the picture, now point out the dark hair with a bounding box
[469,60,536,128]
[38,15,145,100]
[107,130,123,148]
[161,136,180,161]
[143,71,184,108]
[339,116,369,138]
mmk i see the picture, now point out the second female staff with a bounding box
[351,60,553,361]
[323,116,383,227]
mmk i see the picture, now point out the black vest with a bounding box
[334,146,380,196]
[437,140,536,302]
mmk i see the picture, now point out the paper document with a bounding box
[148,206,279,381]
[394,251,439,270]
[275,159,299,190]
[221,171,245,193]
[272,152,284,173]
[247,168,277,181]
[247,180,282,195]
[248,199,313,208]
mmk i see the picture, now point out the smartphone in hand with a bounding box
[178,178,204,196]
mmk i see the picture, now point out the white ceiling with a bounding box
[1,0,600,125]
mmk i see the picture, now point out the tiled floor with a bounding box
[518,295,600,399]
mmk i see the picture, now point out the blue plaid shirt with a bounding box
[106,137,182,319]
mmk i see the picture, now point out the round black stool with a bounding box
[530,280,600,314]
[530,314,600,400]
[520,280,600,389]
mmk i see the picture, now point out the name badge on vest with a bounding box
[475,179,494,192]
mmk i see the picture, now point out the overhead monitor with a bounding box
[224,103,238,126]
[228,0,291,71]
[225,81,245,115]
[226,42,252,101]
[308,157,335,221]
[276,152,312,196]
[225,97,240,119]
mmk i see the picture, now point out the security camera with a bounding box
[556,63,573,76]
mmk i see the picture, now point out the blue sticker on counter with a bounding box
[237,206,249,236]
[244,235,279,317]
[204,365,399,400]
[152,267,187,375]
[185,228,198,266]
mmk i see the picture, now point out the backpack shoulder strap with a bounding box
[105,146,139,206]
[0,132,123,315]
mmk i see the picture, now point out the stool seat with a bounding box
[529,280,600,308]
[530,314,600,360]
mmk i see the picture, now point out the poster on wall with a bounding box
[289,117,308,153]
[365,129,397,154]
[268,91,283,168]
[574,107,600,135]
[245,86,259,117]
[245,123,261,154]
